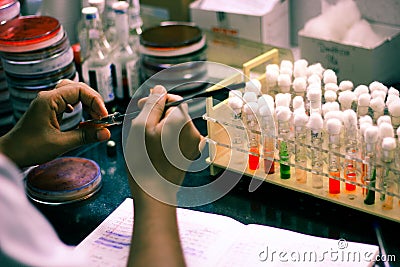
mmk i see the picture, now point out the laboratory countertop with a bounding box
[31,119,400,266]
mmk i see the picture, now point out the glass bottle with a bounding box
[128,0,143,48]
[104,0,118,46]
[78,4,110,62]
[111,1,141,109]
[81,7,116,111]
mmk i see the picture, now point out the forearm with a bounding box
[127,188,186,267]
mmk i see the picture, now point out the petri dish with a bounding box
[5,61,76,87]
[25,157,102,205]
[140,24,203,48]
[0,32,70,61]
[2,46,74,75]
[0,16,62,52]
[139,36,206,57]
[0,0,20,23]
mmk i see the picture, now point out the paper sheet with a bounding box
[75,198,379,267]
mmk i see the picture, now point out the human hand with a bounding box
[125,85,203,204]
[0,79,111,168]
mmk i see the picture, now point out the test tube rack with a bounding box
[203,49,400,223]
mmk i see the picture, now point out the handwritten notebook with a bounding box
[75,198,378,266]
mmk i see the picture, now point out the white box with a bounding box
[299,23,400,86]
[189,0,290,48]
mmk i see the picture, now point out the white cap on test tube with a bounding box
[292,96,304,110]
[276,106,291,122]
[324,83,339,92]
[275,93,291,108]
[307,112,323,133]
[324,90,337,102]
[292,77,307,93]
[338,90,356,110]
[243,92,257,103]
[228,96,243,116]
[354,85,369,97]
[359,115,373,125]
[293,59,308,78]
[277,74,291,93]
[258,94,274,112]
[339,80,354,91]
[388,87,399,96]
[245,79,262,95]
[307,63,324,78]
[377,115,392,126]
[323,69,337,85]
[379,122,394,139]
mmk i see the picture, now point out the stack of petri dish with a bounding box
[0,15,81,131]
[0,0,20,132]
[139,23,208,93]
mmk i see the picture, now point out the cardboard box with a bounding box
[139,0,195,24]
[189,0,289,48]
[299,23,400,86]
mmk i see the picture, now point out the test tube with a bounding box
[363,126,379,205]
[245,78,262,96]
[370,97,385,123]
[388,100,400,129]
[343,110,358,192]
[293,59,308,78]
[308,113,324,189]
[380,137,397,210]
[265,64,279,96]
[243,102,260,170]
[307,86,322,115]
[276,106,292,179]
[294,112,309,184]
[357,93,371,117]
[258,105,275,174]
[338,90,357,111]
[326,118,342,194]
[292,77,307,99]
[228,95,244,145]
[359,122,372,195]
[277,73,291,94]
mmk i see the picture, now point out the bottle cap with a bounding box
[107,140,117,157]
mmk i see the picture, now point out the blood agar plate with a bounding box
[26,157,102,205]
[0,16,63,52]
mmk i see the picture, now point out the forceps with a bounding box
[78,81,247,128]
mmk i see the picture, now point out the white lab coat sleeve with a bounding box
[0,154,91,267]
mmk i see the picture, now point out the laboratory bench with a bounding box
[30,118,400,265]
